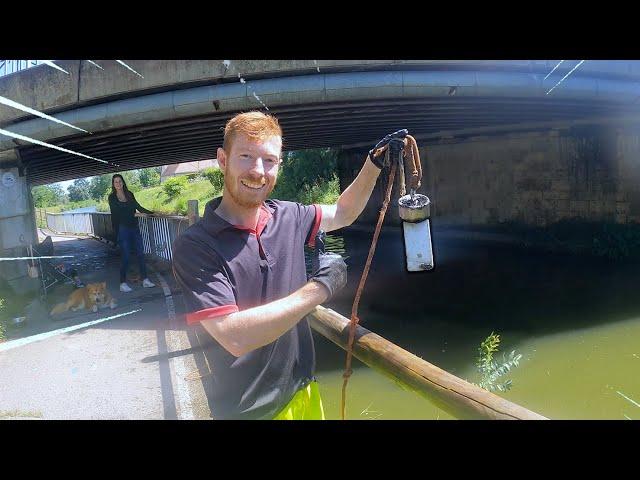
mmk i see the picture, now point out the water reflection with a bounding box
[309,229,640,420]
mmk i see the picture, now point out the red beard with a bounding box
[225,172,277,209]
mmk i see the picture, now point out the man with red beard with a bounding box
[172,111,406,419]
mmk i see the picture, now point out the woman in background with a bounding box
[108,174,156,292]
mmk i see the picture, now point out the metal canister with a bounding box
[398,194,434,272]
[398,194,430,223]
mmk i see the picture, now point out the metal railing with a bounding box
[138,214,190,262]
[41,206,547,419]
[46,211,95,236]
[44,211,190,262]
[0,60,44,78]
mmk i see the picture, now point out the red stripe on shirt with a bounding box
[186,305,239,325]
[256,204,273,238]
[307,204,323,247]
[231,204,273,238]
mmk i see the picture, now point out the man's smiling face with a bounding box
[218,132,282,209]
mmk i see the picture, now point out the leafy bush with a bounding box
[32,184,66,207]
[139,167,161,188]
[296,176,340,205]
[174,198,188,215]
[89,174,112,201]
[271,148,339,204]
[474,332,522,393]
[201,168,225,193]
[163,177,188,198]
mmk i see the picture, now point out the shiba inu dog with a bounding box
[50,282,117,315]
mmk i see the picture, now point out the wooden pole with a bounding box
[308,305,548,420]
[187,200,199,226]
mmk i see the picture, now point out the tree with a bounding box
[32,184,66,207]
[89,174,112,201]
[202,167,224,192]
[139,167,161,188]
[271,148,338,202]
[120,170,142,192]
[163,176,188,198]
[50,184,66,203]
[67,178,91,202]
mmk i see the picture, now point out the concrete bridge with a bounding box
[2,60,640,291]
[3,60,640,184]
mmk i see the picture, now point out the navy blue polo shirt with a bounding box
[172,197,322,420]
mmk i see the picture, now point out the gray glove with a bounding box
[310,252,347,301]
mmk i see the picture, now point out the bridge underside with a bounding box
[19,96,636,186]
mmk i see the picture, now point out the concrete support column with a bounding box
[0,166,39,294]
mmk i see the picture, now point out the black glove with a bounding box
[368,129,409,169]
[310,252,347,301]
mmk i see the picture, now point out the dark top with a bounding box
[172,197,322,420]
[108,192,153,235]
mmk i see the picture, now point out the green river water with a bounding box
[308,230,640,420]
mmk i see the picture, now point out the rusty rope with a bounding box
[340,136,423,420]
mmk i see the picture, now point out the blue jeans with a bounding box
[118,225,147,283]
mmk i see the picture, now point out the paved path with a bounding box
[0,232,210,420]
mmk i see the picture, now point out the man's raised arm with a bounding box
[319,130,408,232]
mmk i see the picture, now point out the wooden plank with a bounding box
[308,305,547,420]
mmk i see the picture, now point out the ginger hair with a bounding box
[223,111,283,153]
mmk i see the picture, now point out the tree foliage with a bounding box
[201,167,225,193]
[139,167,161,188]
[271,148,339,203]
[32,184,66,207]
[163,176,188,198]
[89,174,112,201]
[120,170,142,192]
[67,178,91,202]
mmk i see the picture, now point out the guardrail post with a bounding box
[187,200,199,226]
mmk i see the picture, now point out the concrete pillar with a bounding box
[0,166,40,294]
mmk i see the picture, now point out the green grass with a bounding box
[130,180,221,216]
[133,176,340,216]
[42,175,340,219]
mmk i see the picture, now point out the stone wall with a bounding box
[340,127,640,228]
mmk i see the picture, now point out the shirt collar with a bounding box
[202,197,274,237]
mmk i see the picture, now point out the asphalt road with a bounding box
[0,232,210,420]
